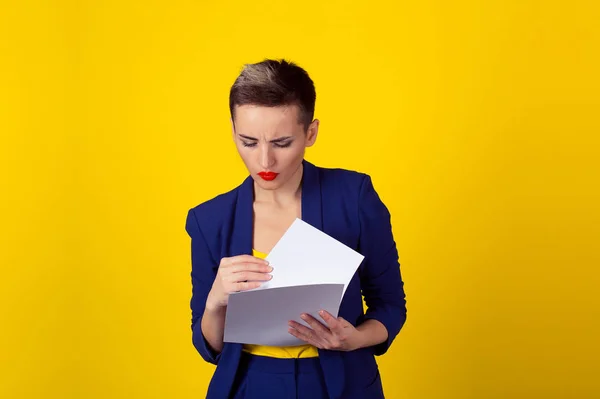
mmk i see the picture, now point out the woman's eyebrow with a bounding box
[238,134,258,141]
[239,134,292,143]
[270,136,293,143]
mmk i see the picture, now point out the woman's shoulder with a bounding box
[315,163,371,191]
[313,163,386,212]
[186,178,248,223]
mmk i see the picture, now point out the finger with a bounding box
[318,310,344,334]
[288,325,325,349]
[300,313,331,336]
[289,320,330,347]
[229,263,273,274]
[221,255,269,266]
[288,327,321,348]
[227,271,272,283]
[233,281,263,292]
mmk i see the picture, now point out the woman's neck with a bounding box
[253,162,303,206]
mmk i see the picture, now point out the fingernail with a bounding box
[268,266,273,272]
[319,310,325,316]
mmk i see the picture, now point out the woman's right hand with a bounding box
[206,255,273,311]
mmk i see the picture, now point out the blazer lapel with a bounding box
[231,174,254,256]
[302,160,346,398]
[301,159,323,230]
[219,174,253,399]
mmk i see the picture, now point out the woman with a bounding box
[185,59,407,399]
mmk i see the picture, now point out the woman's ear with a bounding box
[306,119,319,147]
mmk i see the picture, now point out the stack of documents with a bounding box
[223,218,365,346]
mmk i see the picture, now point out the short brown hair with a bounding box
[229,59,316,129]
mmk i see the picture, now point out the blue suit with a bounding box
[185,160,407,398]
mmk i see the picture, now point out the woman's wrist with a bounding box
[205,292,225,313]
[354,319,388,349]
[349,328,368,351]
[201,294,228,354]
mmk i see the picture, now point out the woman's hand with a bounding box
[288,310,363,351]
[206,255,272,311]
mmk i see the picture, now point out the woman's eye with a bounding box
[241,141,291,148]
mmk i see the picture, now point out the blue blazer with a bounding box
[185,160,407,399]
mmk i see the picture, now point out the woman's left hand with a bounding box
[288,310,362,351]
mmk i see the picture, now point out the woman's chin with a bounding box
[254,178,281,190]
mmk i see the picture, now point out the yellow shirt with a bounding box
[241,249,319,358]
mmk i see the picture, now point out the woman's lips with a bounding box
[258,171,279,181]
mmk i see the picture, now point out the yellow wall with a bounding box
[2,0,599,397]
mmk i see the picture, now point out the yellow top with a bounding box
[241,249,319,358]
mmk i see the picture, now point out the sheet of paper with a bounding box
[224,283,344,346]
[258,218,365,298]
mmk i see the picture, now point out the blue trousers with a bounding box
[231,352,330,399]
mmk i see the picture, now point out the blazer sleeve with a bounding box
[185,208,221,365]
[358,174,407,356]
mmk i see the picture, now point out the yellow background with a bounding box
[1,0,599,398]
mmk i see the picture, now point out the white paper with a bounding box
[258,218,365,298]
[224,283,344,346]
[223,218,365,346]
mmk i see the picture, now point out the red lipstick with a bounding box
[258,171,279,181]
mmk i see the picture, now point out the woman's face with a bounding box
[232,104,318,191]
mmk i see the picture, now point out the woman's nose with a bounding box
[259,146,275,169]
